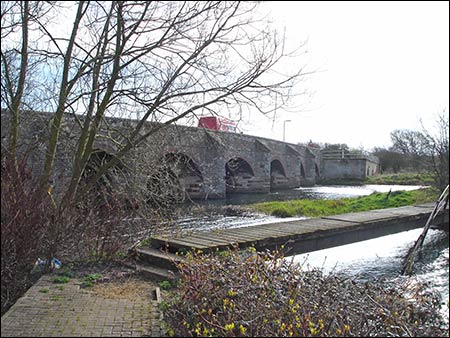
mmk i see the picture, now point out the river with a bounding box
[175,184,426,232]
[175,184,449,318]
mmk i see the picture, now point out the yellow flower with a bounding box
[343,324,350,332]
[239,324,247,334]
[318,319,324,330]
[227,289,237,297]
[225,323,235,331]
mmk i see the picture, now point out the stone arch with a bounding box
[270,159,288,190]
[225,157,255,194]
[148,152,204,203]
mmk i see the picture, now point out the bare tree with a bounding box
[420,112,449,191]
[1,1,28,165]
[388,113,449,191]
[1,1,308,259]
[390,129,429,172]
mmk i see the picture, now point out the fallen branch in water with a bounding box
[401,185,449,276]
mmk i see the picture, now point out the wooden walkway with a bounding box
[135,203,449,280]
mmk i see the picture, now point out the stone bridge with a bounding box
[1,111,322,200]
[128,122,321,199]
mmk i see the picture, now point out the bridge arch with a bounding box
[270,159,288,190]
[225,157,255,194]
[148,152,204,203]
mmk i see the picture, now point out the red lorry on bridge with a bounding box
[198,116,237,132]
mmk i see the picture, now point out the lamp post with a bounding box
[283,119,291,142]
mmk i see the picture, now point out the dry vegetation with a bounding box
[162,247,449,337]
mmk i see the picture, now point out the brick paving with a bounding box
[1,274,163,337]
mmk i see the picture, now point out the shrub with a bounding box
[162,247,448,337]
[1,156,52,315]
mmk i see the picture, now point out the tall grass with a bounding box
[365,173,435,185]
[251,188,437,218]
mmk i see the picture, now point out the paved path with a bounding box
[1,274,162,337]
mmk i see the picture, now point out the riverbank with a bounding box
[365,172,435,185]
[250,188,437,218]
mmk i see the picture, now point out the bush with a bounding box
[1,157,52,315]
[162,247,448,337]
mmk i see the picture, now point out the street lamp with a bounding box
[283,120,291,142]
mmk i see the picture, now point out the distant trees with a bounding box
[373,112,448,191]
[372,147,405,173]
[390,129,429,172]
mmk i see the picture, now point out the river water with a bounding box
[176,184,426,232]
[175,184,449,317]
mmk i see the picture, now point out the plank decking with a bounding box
[135,203,449,280]
[151,203,447,253]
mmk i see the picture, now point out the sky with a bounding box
[238,1,449,150]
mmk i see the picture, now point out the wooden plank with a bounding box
[216,229,267,241]
[157,237,209,250]
[322,210,397,223]
[232,226,299,237]
[222,228,287,240]
[175,236,230,248]
[201,230,263,242]
[182,233,243,246]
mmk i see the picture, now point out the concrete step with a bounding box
[135,263,178,281]
[135,246,186,270]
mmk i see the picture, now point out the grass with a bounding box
[52,276,70,284]
[250,188,437,218]
[365,172,435,185]
[80,273,103,288]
